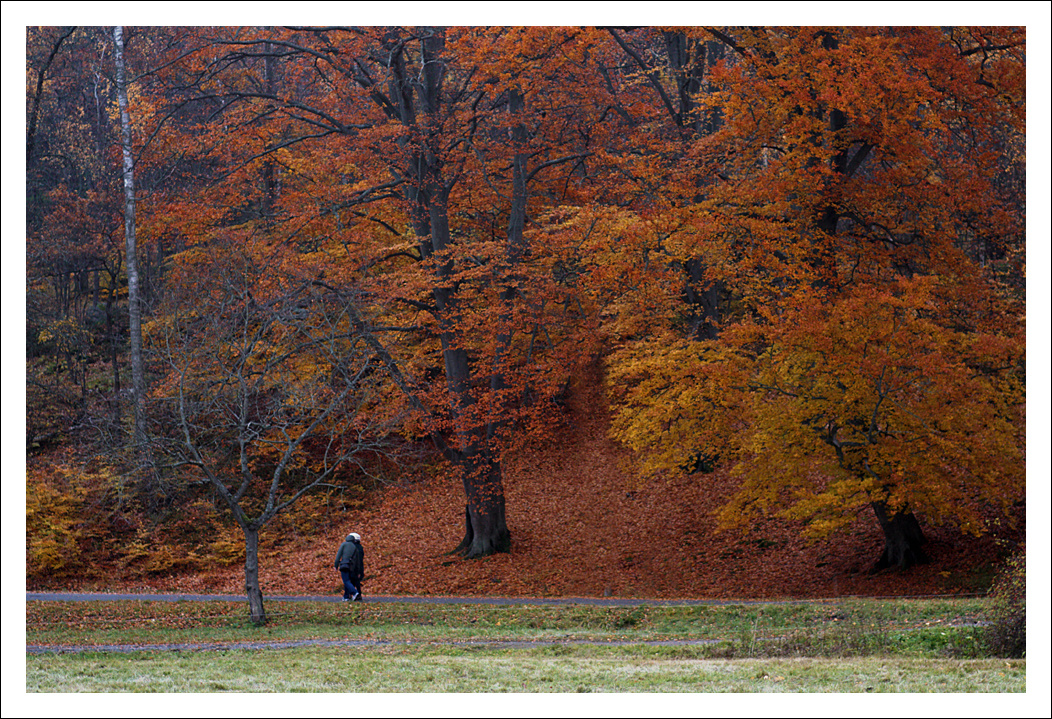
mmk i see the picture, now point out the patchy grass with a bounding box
[24,598,1025,695]
[25,646,1025,693]
[27,597,989,651]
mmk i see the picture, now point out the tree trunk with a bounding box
[260,35,278,227]
[683,257,720,340]
[105,267,122,431]
[27,27,74,167]
[452,447,511,558]
[113,26,148,460]
[870,501,929,572]
[242,525,267,625]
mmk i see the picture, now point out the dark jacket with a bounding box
[334,535,364,581]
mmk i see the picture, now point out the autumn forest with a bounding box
[25,26,1026,623]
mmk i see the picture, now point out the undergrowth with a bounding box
[983,548,1025,658]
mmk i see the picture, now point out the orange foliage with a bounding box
[27,363,1022,599]
[25,26,1026,594]
[604,27,1025,565]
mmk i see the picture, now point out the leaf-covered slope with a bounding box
[98,362,1020,600]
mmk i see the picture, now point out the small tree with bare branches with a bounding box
[152,243,398,624]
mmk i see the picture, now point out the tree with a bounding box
[612,275,1023,566]
[26,26,75,169]
[141,26,610,558]
[113,26,149,460]
[152,240,399,624]
[606,26,1025,569]
[603,27,729,340]
[27,27,132,447]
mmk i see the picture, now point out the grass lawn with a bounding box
[23,597,1027,697]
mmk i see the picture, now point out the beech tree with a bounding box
[142,26,610,557]
[603,27,729,340]
[606,26,1025,569]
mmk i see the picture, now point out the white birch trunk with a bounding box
[113,26,148,457]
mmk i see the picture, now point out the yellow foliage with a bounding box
[26,476,85,576]
[609,275,1025,540]
[209,531,246,566]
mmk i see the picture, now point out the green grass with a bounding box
[26,597,991,651]
[25,597,1025,693]
[25,646,1025,693]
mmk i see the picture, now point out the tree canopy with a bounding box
[25,24,1026,603]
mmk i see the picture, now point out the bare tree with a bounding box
[155,251,399,624]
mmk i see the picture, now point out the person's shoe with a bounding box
[342,597,350,602]
[353,593,362,602]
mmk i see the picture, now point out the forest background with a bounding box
[8,5,1049,635]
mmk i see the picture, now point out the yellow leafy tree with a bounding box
[607,27,1025,570]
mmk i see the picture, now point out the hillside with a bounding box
[57,359,1015,602]
[25,25,1025,606]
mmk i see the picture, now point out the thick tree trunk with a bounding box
[683,258,720,340]
[870,501,930,572]
[451,448,511,558]
[242,525,267,625]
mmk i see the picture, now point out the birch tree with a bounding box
[113,25,148,459]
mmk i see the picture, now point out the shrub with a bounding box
[984,549,1025,658]
[26,476,86,578]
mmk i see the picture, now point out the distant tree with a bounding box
[26,26,75,168]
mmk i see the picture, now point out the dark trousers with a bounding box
[340,567,360,599]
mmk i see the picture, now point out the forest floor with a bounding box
[46,361,1023,602]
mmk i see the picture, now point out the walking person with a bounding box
[334,532,365,602]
